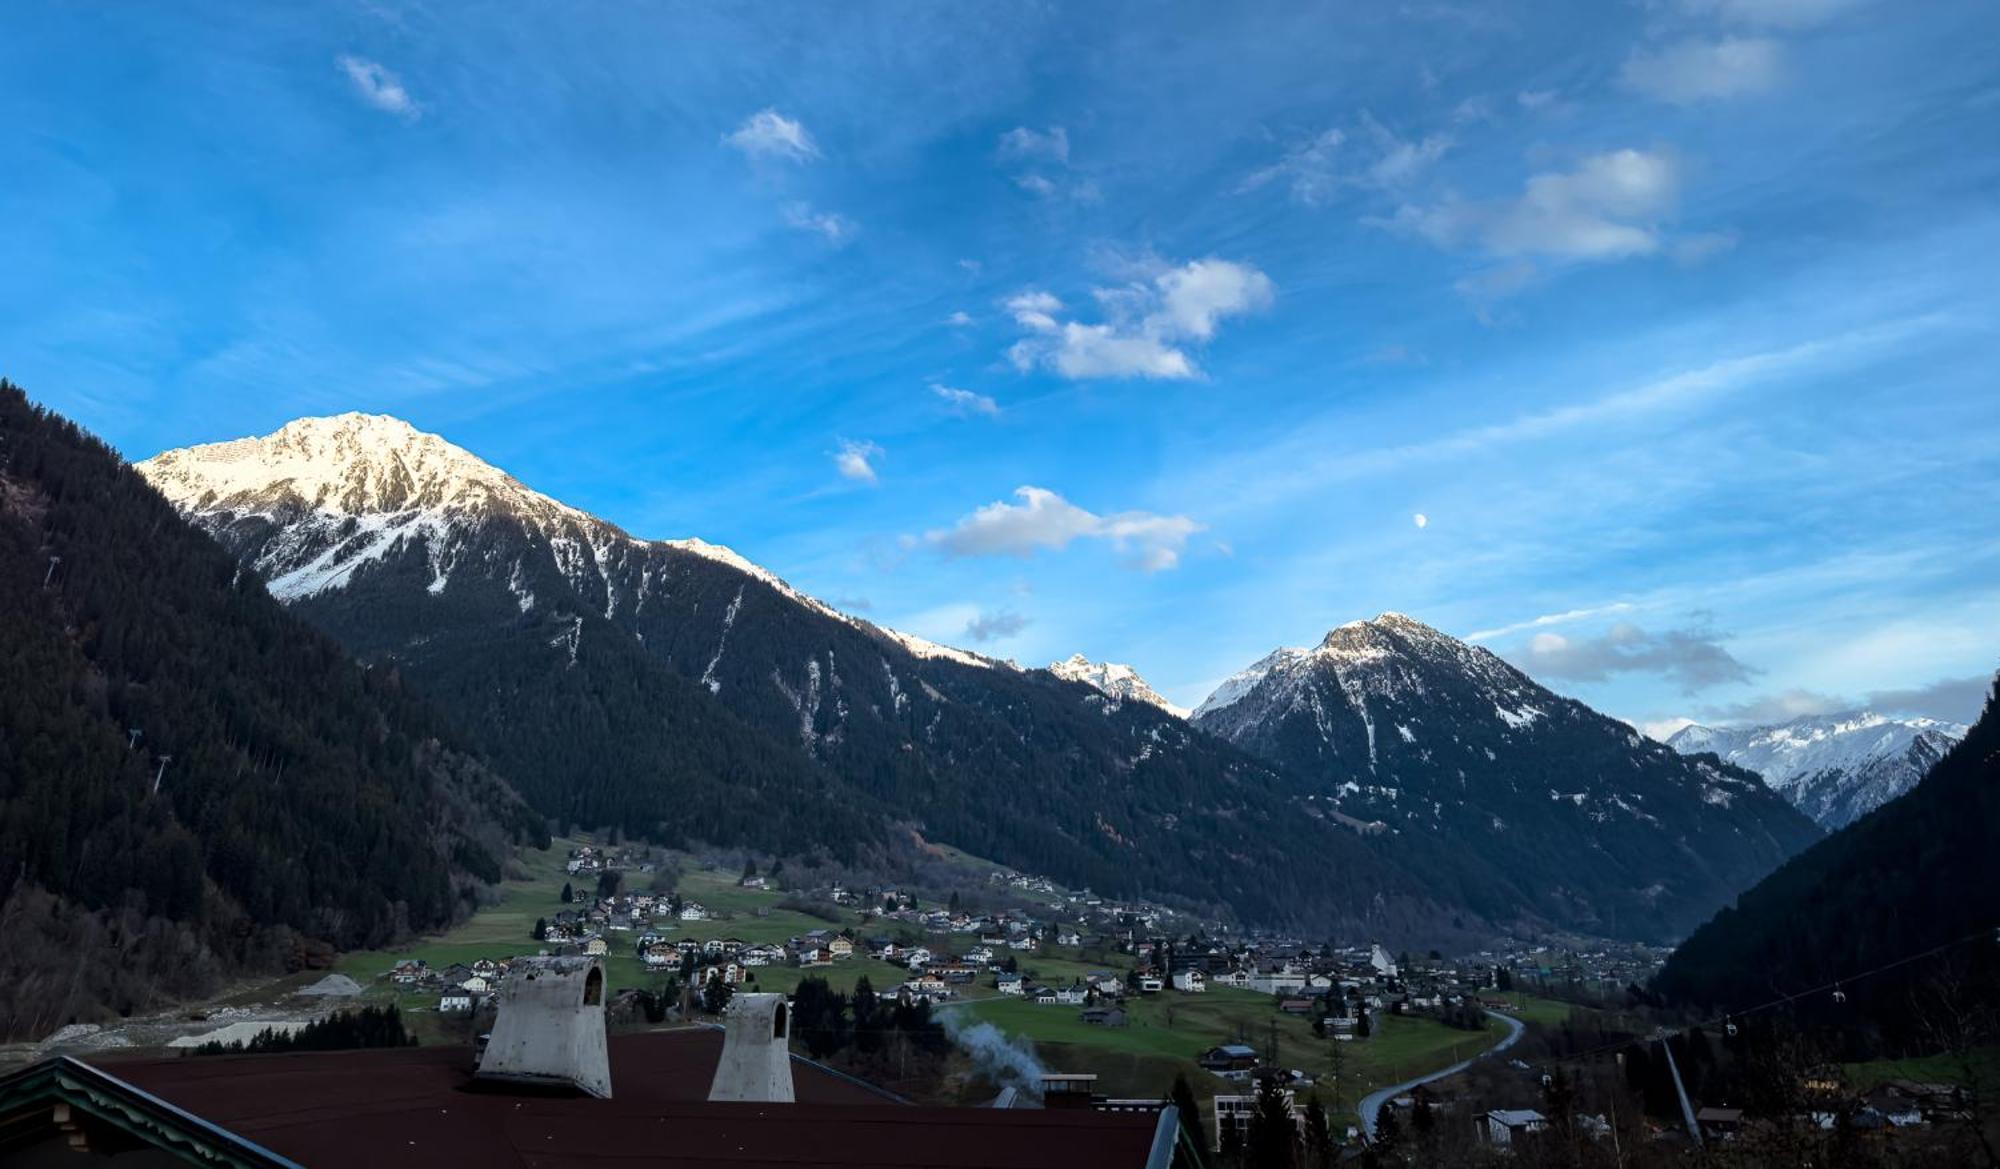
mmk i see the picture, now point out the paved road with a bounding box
[1356,1010,1525,1141]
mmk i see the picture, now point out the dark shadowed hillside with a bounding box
[0,383,544,1039]
[1655,675,2000,1047]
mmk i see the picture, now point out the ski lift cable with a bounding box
[1550,922,2000,1066]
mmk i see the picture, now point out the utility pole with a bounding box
[127,728,142,750]
[1659,1029,1703,1148]
[44,556,60,586]
[153,755,172,795]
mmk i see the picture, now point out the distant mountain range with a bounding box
[1189,614,1822,941]
[135,411,1824,943]
[1668,713,1965,830]
[136,413,1444,939]
[0,385,542,1039]
[1656,678,2000,1045]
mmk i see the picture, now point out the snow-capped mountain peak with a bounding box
[1187,611,1820,938]
[138,412,566,522]
[1046,654,1188,718]
[1667,711,1966,829]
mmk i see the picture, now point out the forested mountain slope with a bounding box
[1654,676,2000,1043]
[0,384,543,1039]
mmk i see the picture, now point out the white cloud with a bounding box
[1412,512,1428,529]
[336,55,418,119]
[1679,0,1863,28]
[944,311,974,327]
[997,126,1070,165]
[782,202,855,244]
[1517,89,1559,110]
[833,438,883,484]
[723,109,820,163]
[925,486,1204,572]
[1636,716,1699,741]
[1622,37,1782,103]
[932,383,999,417]
[1005,258,1274,381]
[1384,148,1679,263]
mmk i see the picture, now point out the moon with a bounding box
[1413,513,1428,529]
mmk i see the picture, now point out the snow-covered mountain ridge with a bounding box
[1668,712,1965,830]
[1045,654,1189,718]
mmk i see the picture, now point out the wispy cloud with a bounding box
[1701,671,1996,725]
[964,609,1032,643]
[1239,116,1449,207]
[996,126,1069,165]
[336,55,419,119]
[932,383,999,417]
[1508,621,1759,692]
[1622,37,1782,103]
[782,202,855,244]
[925,486,1203,572]
[833,438,883,484]
[724,109,819,163]
[1005,258,1274,380]
[996,126,1096,201]
[1679,0,1865,29]
[1467,602,1638,642]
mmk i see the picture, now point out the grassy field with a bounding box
[1483,993,1584,1028]
[1844,1046,2000,1098]
[957,986,1499,1109]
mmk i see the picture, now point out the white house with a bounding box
[996,973,1026,996]
[1172,969,1207,994]
[439,992,473,1013]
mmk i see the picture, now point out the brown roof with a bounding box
[93,1027,1165,1168]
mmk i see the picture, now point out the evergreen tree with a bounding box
[1170,1072,1209,1163]
[1302,1097,1331,1169]
[561,881,575,904]
[1246,1076,1297,1169]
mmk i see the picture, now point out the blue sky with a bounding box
[3,0,1996,730]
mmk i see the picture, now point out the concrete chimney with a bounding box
[707,992,795,1103]
[476,955,612,1098]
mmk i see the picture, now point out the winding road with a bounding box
[1356,1010,1524,1141]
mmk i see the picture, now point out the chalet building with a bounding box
[1482,1108,1549,1145]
